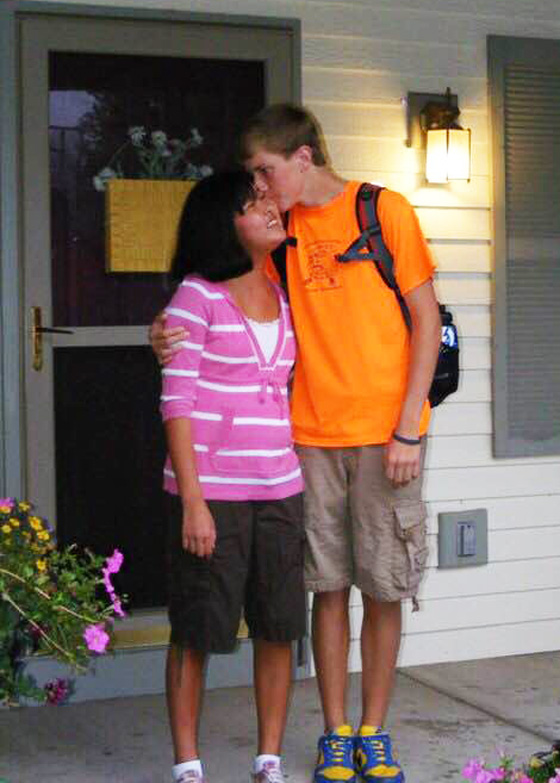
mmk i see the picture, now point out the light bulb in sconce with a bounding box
[407,87,471,184]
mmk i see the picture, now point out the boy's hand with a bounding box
[384,438,421,486]
[182,498,216,558]
[149,311,188,366]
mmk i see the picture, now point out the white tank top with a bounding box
[246,317,280,363]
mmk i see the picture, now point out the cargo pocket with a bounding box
[274,521,307,639]
[392,500,429,597]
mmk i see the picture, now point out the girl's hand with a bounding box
[149,312,188,366]
[182,498,216,558]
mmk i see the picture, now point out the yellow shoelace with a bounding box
[327,737,348,763]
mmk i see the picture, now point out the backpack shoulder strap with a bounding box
[270,211,296,296]
[337,183,412,330]
[270,243,288,292]
[355,183,395,286]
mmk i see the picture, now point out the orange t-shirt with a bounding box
[268,182,436,447]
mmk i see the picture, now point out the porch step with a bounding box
[23,639,255,705]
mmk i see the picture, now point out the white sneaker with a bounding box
[252,760,284,783]
[176,771,206,783]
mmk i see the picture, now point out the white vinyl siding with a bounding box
[32,0,560,667]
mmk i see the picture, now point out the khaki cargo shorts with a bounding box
[297,443,428,602]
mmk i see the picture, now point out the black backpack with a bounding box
[270,182,459,408]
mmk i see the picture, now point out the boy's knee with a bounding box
[313,587,351,614]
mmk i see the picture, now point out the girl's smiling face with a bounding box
[233,192,286,261]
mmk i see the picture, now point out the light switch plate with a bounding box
[438,508,488,568]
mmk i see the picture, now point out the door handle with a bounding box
[31,306,74,371]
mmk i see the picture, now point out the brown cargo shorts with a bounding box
[166,492,307,653]
[296,443,428,602]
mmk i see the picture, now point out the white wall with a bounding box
[37,0,560,666]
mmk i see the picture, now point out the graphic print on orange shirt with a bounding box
[301,240,342,290]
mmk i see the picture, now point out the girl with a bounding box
[161,171,305,783]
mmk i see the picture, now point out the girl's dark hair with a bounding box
[171,170,257,283]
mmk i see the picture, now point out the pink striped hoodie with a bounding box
[160,276,303,501]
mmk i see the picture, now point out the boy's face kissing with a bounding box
[245,148,305,213]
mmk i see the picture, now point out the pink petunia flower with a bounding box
[463,760,484,780]
[102,567,115,597]
[0,498,13,510]
[105,549,124,574]
[84,623,110,653]
[111,596,126,618]
[476,770,498,783]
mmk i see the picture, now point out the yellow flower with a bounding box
[10,518,20,528]
[0,505,11,514]
[30,517,42,531]
[36,559,47,571]
[19,502,31,512]
[2,524,11,534]
[23,531,31,540]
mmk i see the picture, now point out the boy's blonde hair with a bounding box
[239,103,328,165]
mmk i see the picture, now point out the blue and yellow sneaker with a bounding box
[354,726,404,782]
[313,724,356,783]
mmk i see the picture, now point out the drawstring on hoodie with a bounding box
[258,376,285,415]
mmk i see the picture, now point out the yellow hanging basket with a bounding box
[105,178,196,273]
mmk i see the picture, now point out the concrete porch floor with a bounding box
[2,651,560,783]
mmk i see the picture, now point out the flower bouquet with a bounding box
[463,744,560,783]
[93,125,213,191]
[0,498,126,706]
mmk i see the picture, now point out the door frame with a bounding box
[0,0,301,498]
[1,2,305,693]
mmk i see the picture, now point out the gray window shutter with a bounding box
[489,36,560,456]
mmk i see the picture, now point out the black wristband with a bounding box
[393,432,421,446]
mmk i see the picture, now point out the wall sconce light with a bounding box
[406,88,471,183]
